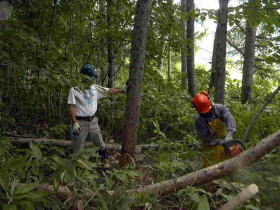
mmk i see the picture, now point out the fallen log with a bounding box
[33,131,279,201]
[218,184,259,210]
[127,130,280,195]
[8,137,158,153]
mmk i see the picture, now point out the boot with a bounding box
[98,149,112,170]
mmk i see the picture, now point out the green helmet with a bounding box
[80,64,98,79]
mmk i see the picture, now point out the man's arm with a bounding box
[222,106,236,135]
[69,104,77,124]
[108,88,125,95]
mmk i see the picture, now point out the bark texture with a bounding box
[186,0,196,97]
[107,0,115,88]
[209,0,229,104]
[119,0,152,167]
[9,137,159,153]
[241,0,257,104]
[128,130,280,195]
[181,0,188,89]
[219,184,259,210]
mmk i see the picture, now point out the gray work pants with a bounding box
[72,117,105,153]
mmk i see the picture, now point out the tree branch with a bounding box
[8,137,158,153]
[219,184,259,210]
[242,86,280,142]
[127,130,280,195]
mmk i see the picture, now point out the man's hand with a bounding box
[124,83,128,94]
[121,85,128,94]
[225,132,233,140]
[72,122,81,135]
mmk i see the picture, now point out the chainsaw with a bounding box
[221,139,246,158]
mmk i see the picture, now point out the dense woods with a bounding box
[0,0,279,209]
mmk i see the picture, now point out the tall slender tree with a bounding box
[186,0,196,96]
[120,0,152,167]
[106,0,115,88]
[181,0,188,89]
[209,0,229,104]
[241,0,257,104]
[0,0,12,104]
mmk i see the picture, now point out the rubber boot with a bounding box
[98,149,112,170]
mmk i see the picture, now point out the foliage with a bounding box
[0,0,279,208]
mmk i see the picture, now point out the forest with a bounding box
[0,0,279,209]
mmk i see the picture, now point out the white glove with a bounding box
[72,122,81,135]
[95,85,109,94]
[225,132,233,140]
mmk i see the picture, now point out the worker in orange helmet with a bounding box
[192,91,237,167]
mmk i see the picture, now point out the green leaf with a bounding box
[52,156,63,165]
[0,169,9,193]
[198,195,210,210]
[14,183,38,195]
[105,177,115,188]
[63,160,76,177]
[14,191,47,200]
[16,200,35,210]
[76,159,96,170]
[98,195,108,210]
[126,170,142,177]
[244,205,260,210]
[172,161,186,170]
[188,191,200,203]
[3,204,17,210]
[267,176,280,184]
[115,173,128,182]
[6,158,28,170]
[30,143,42,160]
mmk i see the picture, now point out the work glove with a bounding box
[72,122,81,136]
[225,132,233,140]
[121,83,128,94]
[123,80,129,94]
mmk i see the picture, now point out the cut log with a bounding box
[8,137,158,153]
[34,131,279,201]
[218,184,259,210]
[127,130,280,195]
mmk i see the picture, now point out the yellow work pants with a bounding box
[202,144,226,167]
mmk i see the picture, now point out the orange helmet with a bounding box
[192,91,212,114]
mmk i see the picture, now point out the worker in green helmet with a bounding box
[67,64,126,169]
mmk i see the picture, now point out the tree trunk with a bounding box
[128,130,280,195]
[209,0,229,104]
[186,0,196,97]
[107,43,115,88]
[181,0,188,89]
[0,1,12,105]
[241,0,257,104]
[157,31,167,72]
[167,40,172,82]
[118,0,152,167]
[107,0,115,88]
